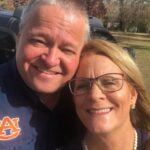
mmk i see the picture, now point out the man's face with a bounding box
[16,4,86,94]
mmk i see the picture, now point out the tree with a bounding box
[104,0,119,29]
[104,0,150,32]
[122,0,150,32]
[0,0,14,10]
[13,0,28,8]
[0,0,29,10]
[85,0,106,17]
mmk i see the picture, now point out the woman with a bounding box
[68,39,150,150]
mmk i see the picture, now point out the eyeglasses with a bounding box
[68,73,125,95]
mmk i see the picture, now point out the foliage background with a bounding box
[0,0,28,9]
[0,0,149,33]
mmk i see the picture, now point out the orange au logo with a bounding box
[0,117,21,141]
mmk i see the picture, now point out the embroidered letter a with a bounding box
[0,117,21,141]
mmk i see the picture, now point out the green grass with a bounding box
[111,32,150,96]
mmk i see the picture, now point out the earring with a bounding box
[131,104,136,109]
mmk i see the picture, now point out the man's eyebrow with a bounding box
[28,32,51,38]
[28,32,79,50]
[28,32,55,43]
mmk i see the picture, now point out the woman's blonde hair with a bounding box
[81,39,150,130]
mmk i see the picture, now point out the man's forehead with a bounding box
[33,4,82,23]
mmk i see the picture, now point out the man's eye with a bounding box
[61,48,76,55]
[29,38,47,47]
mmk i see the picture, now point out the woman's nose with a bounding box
[88,83,106,101]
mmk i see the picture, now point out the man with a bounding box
[0,0,90,149]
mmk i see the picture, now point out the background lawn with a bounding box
[111,32,150,97]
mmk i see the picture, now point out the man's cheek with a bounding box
[69,58,80,72]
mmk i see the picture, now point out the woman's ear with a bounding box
[130,86,138,109]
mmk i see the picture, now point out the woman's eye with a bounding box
[75,84,86,90]
[74,81,90,91]
[101,79,116,86]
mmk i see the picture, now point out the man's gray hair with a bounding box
[20,0,90,41]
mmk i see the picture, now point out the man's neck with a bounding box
[37,92,61,110]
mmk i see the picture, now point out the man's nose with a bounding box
[41,47,60,67]
[88,83,106,101]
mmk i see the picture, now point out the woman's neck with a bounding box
[84,126,136,150]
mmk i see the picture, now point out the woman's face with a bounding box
[74,53,137,135]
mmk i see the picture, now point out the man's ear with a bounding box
[16,33,21,49]
[16,33,21,43]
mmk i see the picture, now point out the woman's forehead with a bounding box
[77,54,122,78]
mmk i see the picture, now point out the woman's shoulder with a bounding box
[137,128,150,150]
[145,132,150,150]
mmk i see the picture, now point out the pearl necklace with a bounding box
[83,129,138,150]
[133,129,138,150]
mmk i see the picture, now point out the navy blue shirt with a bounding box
[0,59,76,150]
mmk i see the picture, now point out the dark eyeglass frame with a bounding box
[68,73,125,95]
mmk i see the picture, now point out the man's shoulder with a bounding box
[0,60,14,86]
[0,60,13,75]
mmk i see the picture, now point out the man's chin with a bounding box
[33,84,64,94]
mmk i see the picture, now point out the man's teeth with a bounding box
[88,108,111,113]
[37,68,58,75]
